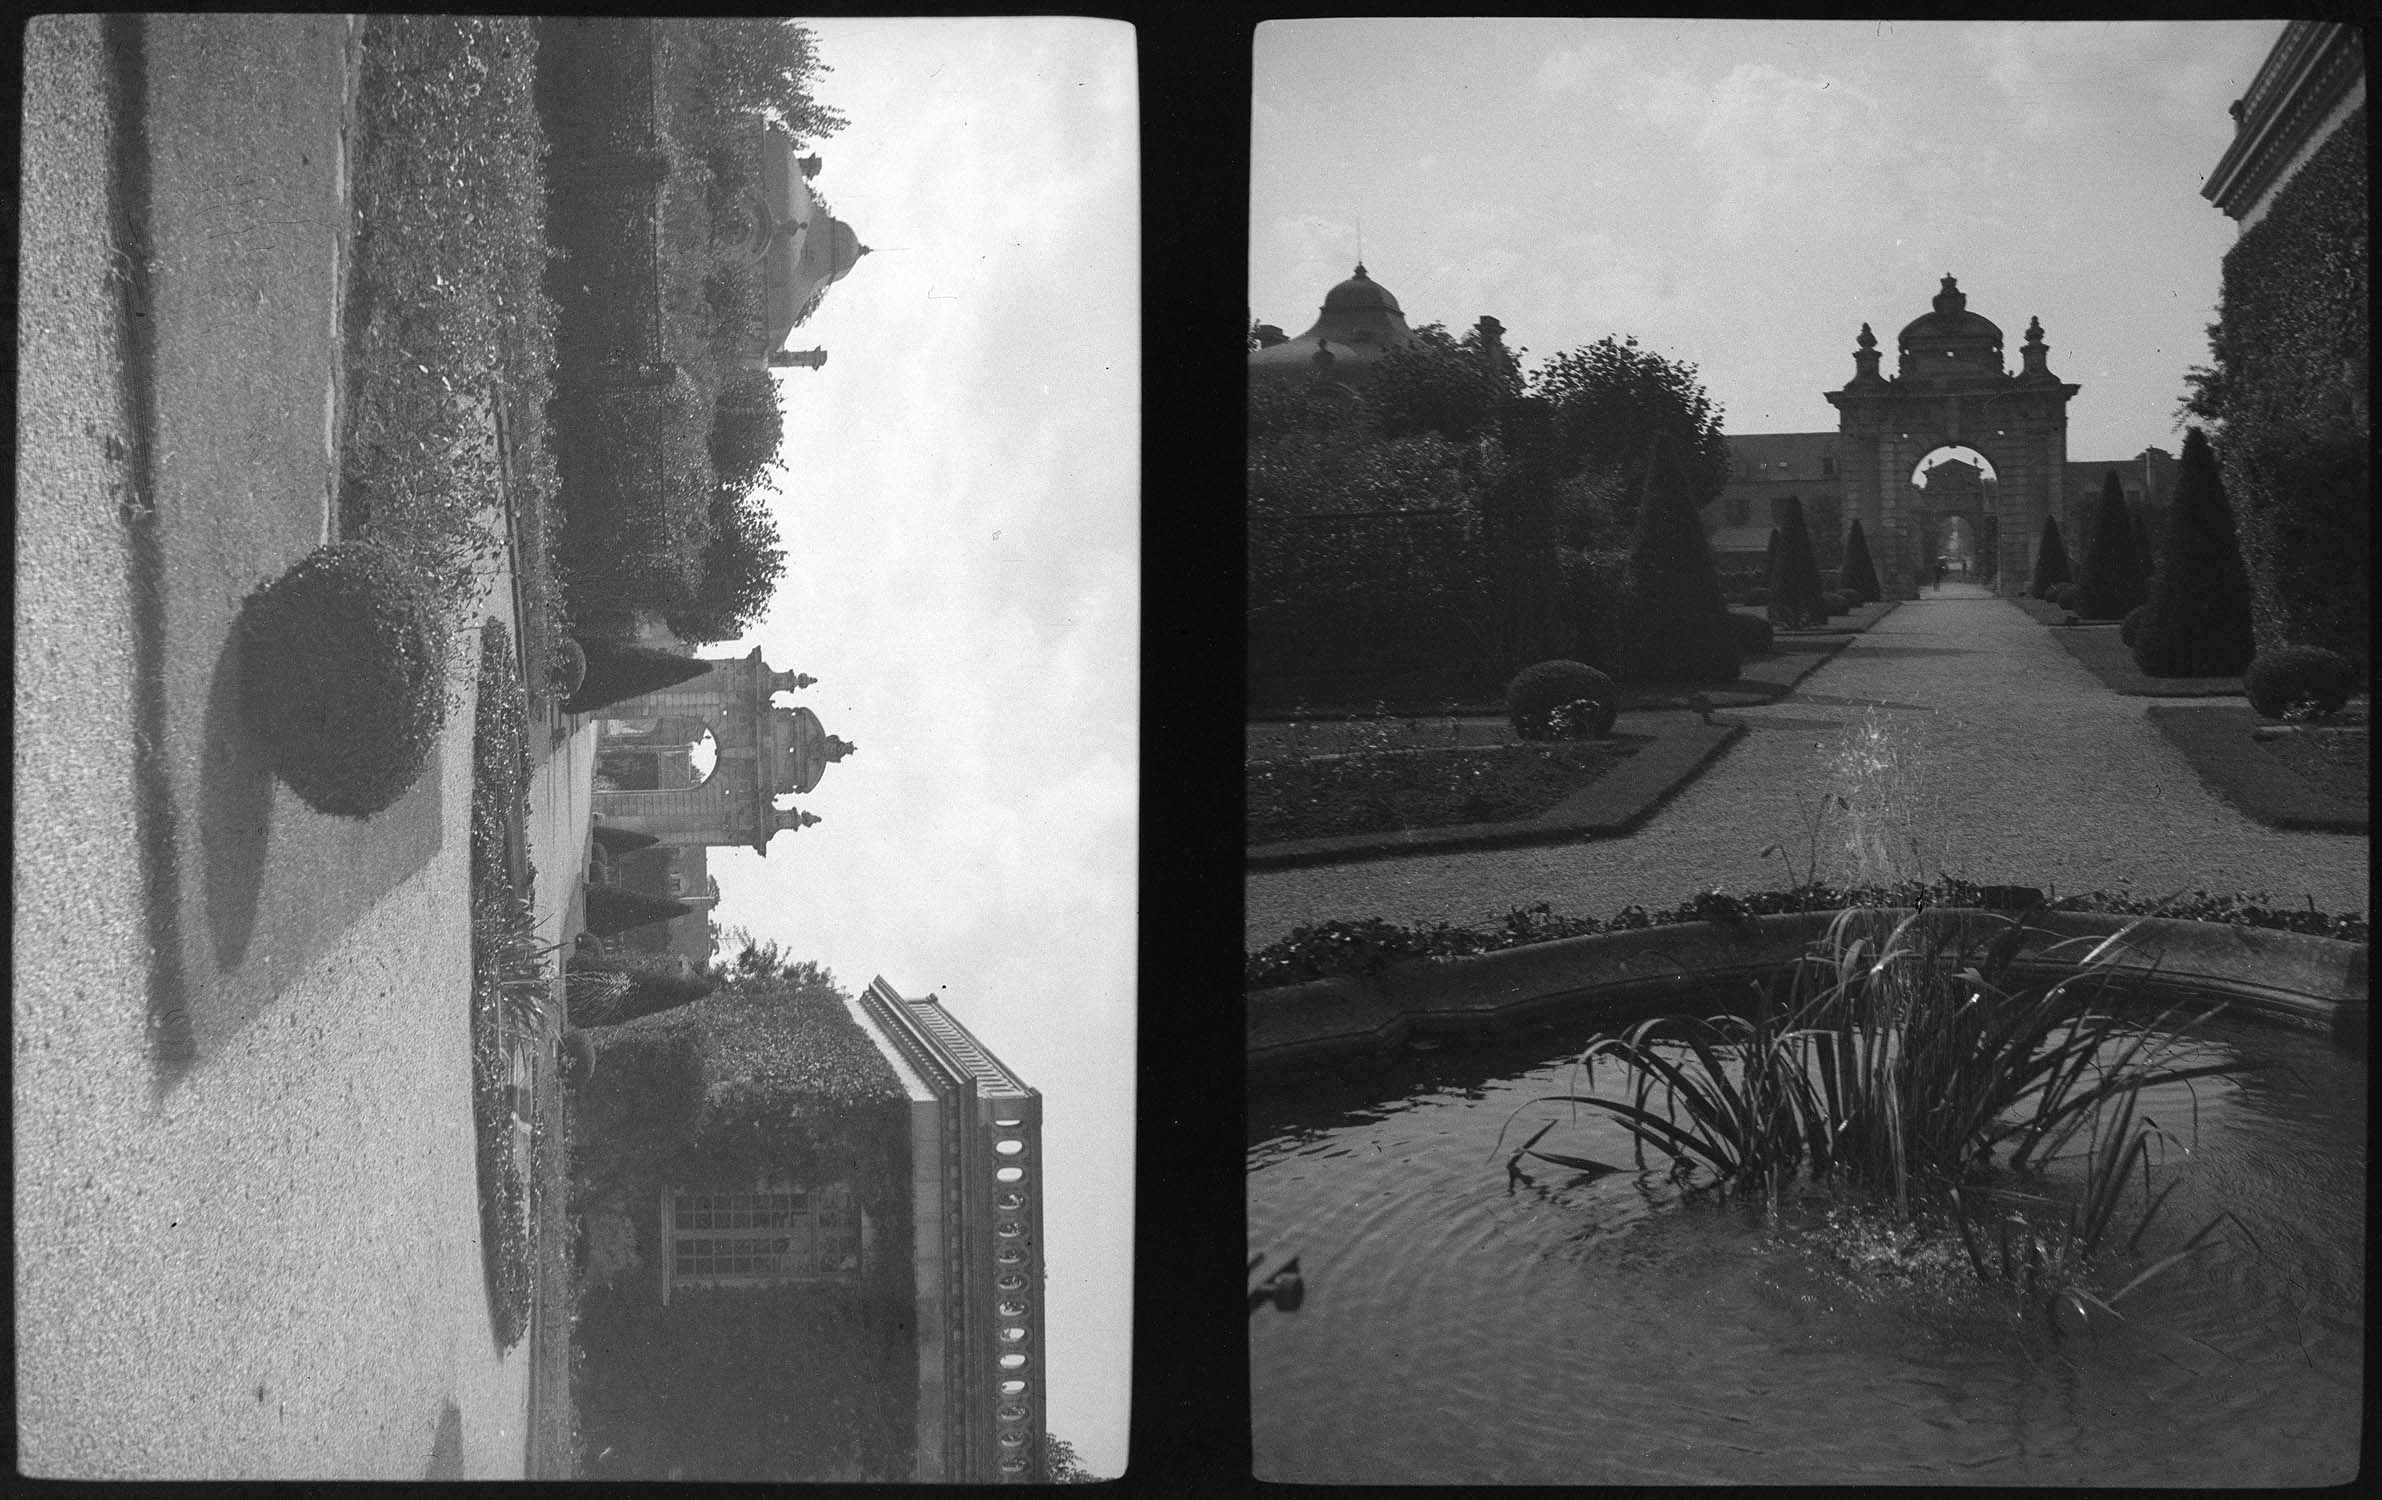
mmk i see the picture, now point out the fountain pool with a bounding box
[1248,1005,2364,1485]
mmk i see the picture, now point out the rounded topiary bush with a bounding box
[1505,659,1620,740]
[2119,605,2149,648]
[1821,590,1851,617]
[1743,586,1770,606]
[1723,610,1773,657]
[2051,583,2078,611]
[2244,645,2358,720]
[237,541,450,818]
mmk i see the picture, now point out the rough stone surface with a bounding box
[1248,582,2370,949]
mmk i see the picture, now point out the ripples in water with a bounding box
[1249,1011,2363,1485]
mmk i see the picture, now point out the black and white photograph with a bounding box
[19,15,1131,1481]
[1245,18,2364,1487]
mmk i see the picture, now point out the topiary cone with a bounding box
[590,824,663,855]
[583,883,695,937]
[1766,495,1828,629]
[236,541,450,818]
[1619,431,1741,685]
[562,642,712,714]
[2073,471,2147,621]
[1839,517,1882,604]
[2028,514,2072,598]
[2131,427,2256,677]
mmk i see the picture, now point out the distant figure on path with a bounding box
[1934,558,1947,588]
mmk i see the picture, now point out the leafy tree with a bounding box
[2028,514,2073,598]
[1766,495,1827,628]
[688,19,847,144]
[1619,431,1740,684]
[1045,1433,1104,1483]
[669,485,789,645]
[1528,335,1730,533]
[711,372,787,494]
[1839,516,1882,602]
[2131,427,2257,676]
[1370,321,1523,443]
[2073,471,2147,620]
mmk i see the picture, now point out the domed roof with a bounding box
[1247,262,1418,381]
[1894,275,2006,383]
[1897,274,2003,348]
[1321,263,1403,316]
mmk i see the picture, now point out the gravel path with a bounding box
[1246,585,2371,950]
[16,17,525,1477]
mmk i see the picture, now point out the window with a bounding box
[1820,457,1836,478]
[668,1185,858,1289]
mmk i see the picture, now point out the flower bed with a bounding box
[1248,737,1644,843]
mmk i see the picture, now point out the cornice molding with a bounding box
[2204,21,2364,220]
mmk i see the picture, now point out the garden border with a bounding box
[1247,908,2369,1074]
[2147,702,2368,833]
[1246,719,1743,868]
[2049,624,2244,698]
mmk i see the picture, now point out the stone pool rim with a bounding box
[1247,908,2370,1076]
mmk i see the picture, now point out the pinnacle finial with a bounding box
[1856,322,1877,350]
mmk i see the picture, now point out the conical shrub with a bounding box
[567,951,715,1026]
[1838,517,1881,603]
[562,642,712,715]
[583,883,695,937]
[2073,472,2147,621]
[2131,427,2256,676]
[1619,432,1740,684]
[590,824,663,855]
[1766,495,1828,629]
[2029,515,2072,598]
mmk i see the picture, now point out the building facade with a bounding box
[2202,20,2365,231]
[849,980,1049,1484]
[586,645,850,855]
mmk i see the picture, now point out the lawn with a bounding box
[1248,734,1645,843]
[2254,713,2370,807]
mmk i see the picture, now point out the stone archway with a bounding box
[1825,276,2079,599]
[1908,447,2001,586]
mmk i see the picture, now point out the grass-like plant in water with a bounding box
[1503,711,2264,1333]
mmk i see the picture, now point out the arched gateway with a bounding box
[1825,276,2079,598]
[589,644,855,853]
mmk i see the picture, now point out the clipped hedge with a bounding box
[2132,427,2256,677]
[1838,517,1881,603]
[553,366,718,620]
[2243,644,2357,721]
[2029,514,2073,598]
[1722,609,1774,657]
[564,640,713,714]
[585,883,696,936]
[578,1023,715,1155]
[1619,432,1740,684]
[1765,495,1828,629]
[237,541,451,818]
[1504,658,1619,740]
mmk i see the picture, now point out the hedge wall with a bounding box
[2190,104,2369,666]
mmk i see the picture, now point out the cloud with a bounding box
[1534,38,1703,130]
[1690,63,1888,240]
[1960,20,2280,141]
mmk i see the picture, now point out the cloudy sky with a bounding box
[1251,18,2283,463]
[699,17,1136,1476]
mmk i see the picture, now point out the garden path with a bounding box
[1245,591,2370,949]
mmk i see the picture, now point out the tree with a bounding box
[564,642,715,714]
[1370,321,1524,443]
[1619,431,1740,684]
[1528,335,1730,534]
[1044,1434,1104,1484]
[2073,471,2147,620]
[2028,514,2072,598]
[689,19,847,144]
[669,486,789,646]
[2131,427,2257,676]
[711,373,788,495]
[1766,495,1827,628]
[1839,516,1882,603]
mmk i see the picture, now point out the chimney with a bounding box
[770,347,829,370]
[799,154,823,179]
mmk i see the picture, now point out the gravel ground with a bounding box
[1246,584,2371,950]
[16,16,525,1477]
